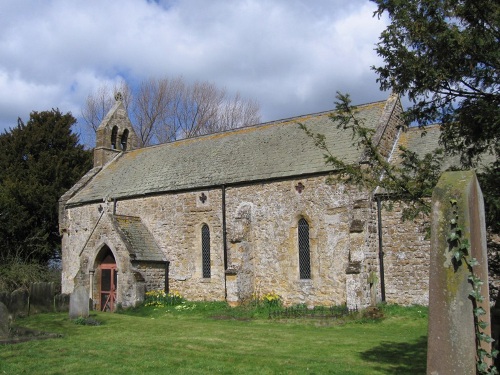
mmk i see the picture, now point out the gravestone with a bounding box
[427,171,491,374]
[69,286,89,319]
[10,288,29,318]
[0,302,9,339]
[29,282,55,314]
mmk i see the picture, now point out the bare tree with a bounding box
[133,77,175,147]
[153,77,185,144]
[155,79,261,142]
[80,76,261,147]
[217,92,260,133]
[177,81,225,139]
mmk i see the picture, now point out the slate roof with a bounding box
[67,98,393,205]
[391,125,493,171]
[393,125,442,158]
[112,215,165,262]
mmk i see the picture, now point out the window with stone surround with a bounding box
[298,218,311,279]
[202,224,211,278]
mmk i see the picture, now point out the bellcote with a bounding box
[94,93,139,167]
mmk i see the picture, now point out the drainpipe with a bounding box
[377,196,386,302]
[222,185,228,299]
[164,261,170,294]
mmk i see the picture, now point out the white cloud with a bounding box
[0,0,389,133]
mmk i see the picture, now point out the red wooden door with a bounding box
[100,263,117,312]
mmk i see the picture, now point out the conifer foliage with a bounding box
[0,110,92,265]
[372,0,500,230]
[373,0,499,166]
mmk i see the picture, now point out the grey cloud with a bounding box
[0,0,389,133]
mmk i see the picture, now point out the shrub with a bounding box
[0,259,60,293]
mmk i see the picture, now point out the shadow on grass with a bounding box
[360,335,427,375]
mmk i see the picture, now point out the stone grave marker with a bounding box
[29,282,55,314]
[69,285,89,319]
[10,288,29,318]
[427,170,492,374]
[0,302,9,339]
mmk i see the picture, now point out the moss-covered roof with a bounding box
[67,97,397,205]
[391,125,493,171]
[112,215,165,262]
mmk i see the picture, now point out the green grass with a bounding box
[0,303,428,374]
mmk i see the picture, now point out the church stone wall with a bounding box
[133,262,165,292]
[116,189,227,302]
[61,202,145,308]
[61,176,430,309]
[223,177,377,307]
[379,201,430,306]
[112,176,378,307]
[61,202,103,294]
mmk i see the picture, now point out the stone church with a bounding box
[59,94,432,311]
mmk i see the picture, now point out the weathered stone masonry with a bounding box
[62,176,385,308]
[378,201,430,306]
[60,94,431,310]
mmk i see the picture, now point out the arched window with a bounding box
[111,126,118,149]
[120,129,129,151]
[202,224,211,278]
[298,218,311,279]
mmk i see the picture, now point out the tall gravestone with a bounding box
[29,282,55,314]
[10,288,29,318]
[69,285,90,319]
[427,171,491,374]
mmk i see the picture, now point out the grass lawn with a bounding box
[0,303,427,374]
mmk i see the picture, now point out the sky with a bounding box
[0,0,389,140]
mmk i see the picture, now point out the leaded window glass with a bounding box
[202,224,211,278]
[298,218,311,279]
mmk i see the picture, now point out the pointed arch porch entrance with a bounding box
[98,246,117,312]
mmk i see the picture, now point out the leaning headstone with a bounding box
[29,282,55,314]
[427,171,491,374]
[0,302,9,339]
[69,286,89,319]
